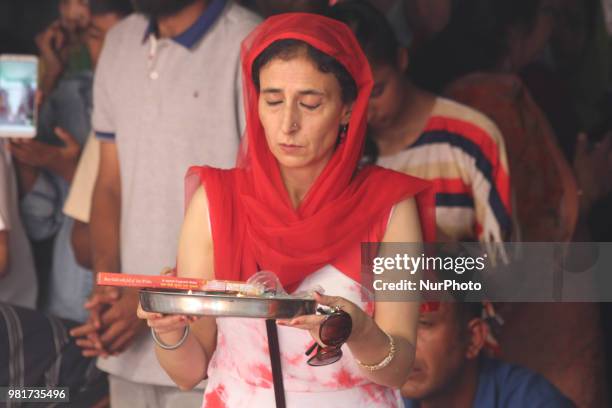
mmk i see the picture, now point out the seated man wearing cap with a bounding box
[403,301,575,408]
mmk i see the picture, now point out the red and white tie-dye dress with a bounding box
[201,266,403,408]
[201,211,402,408]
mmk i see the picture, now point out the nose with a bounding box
[66,3,79,21]
[65,3,89,25]
[281,103,300,135]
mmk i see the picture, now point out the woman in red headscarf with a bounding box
[138,13,434,407]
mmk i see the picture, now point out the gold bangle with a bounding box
[355,331,396,371]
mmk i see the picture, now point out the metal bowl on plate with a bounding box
[139,289,317,319]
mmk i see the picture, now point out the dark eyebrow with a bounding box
[298,90,324,96]
[261,88,325,96]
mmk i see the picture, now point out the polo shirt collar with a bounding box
[143,0,227,49]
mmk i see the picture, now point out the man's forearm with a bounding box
[72,220,93,269]
[0,231,8,278]
[14,162,39,197]
[47,157,78,183]
[90,183,121,274]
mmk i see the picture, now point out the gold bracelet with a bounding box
[355,331,396,371]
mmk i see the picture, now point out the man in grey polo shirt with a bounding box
[69,0,259,406]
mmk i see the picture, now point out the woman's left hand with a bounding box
[277,292,372,346]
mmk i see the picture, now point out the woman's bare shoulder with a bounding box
[178,186,214,280]
[383,197,422,243]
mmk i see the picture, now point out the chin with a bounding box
[270,148,308,167]
[400,380,432,400]
[401,383,430,400]
[276,157,309,170]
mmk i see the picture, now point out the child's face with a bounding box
[59,0,91,33]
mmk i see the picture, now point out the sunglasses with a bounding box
[305,307,352,366]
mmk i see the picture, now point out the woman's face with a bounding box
[508,0,559,70]
[404,0,452,39]
[258,53,352,173]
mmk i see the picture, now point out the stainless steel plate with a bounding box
[140,289,317,319]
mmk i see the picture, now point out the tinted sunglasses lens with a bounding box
[320,312,352,346]
[307,347,343,367]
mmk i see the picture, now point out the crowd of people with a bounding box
[0,0,611,407]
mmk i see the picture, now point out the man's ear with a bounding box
[397,47,409,73]
[465,318,489,359]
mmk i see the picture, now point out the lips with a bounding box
[279,143,303,154]
[407,364,425,379]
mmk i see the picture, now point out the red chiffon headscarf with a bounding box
[186,13,435,291]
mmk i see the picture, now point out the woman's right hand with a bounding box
[136,266,200,337]
[136,304,198,335]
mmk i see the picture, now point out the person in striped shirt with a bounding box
[329,0,512,246]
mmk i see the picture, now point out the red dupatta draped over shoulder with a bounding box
[186,13,435,291]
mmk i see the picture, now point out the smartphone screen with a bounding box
[0,55,38,138]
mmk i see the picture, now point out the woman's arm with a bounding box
[139,186,218,390]
[346,197,422,387]
[278,197,423,388]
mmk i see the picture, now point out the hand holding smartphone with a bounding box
[0,54,38,138]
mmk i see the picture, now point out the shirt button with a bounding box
[150,71,159,80]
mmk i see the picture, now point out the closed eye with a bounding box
[300,102,320,110]
[266,100,283,106]
[418,320,433,327]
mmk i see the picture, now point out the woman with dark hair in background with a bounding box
[411,1,609,406]
[411,0,558,91]
[412,0,579,242]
